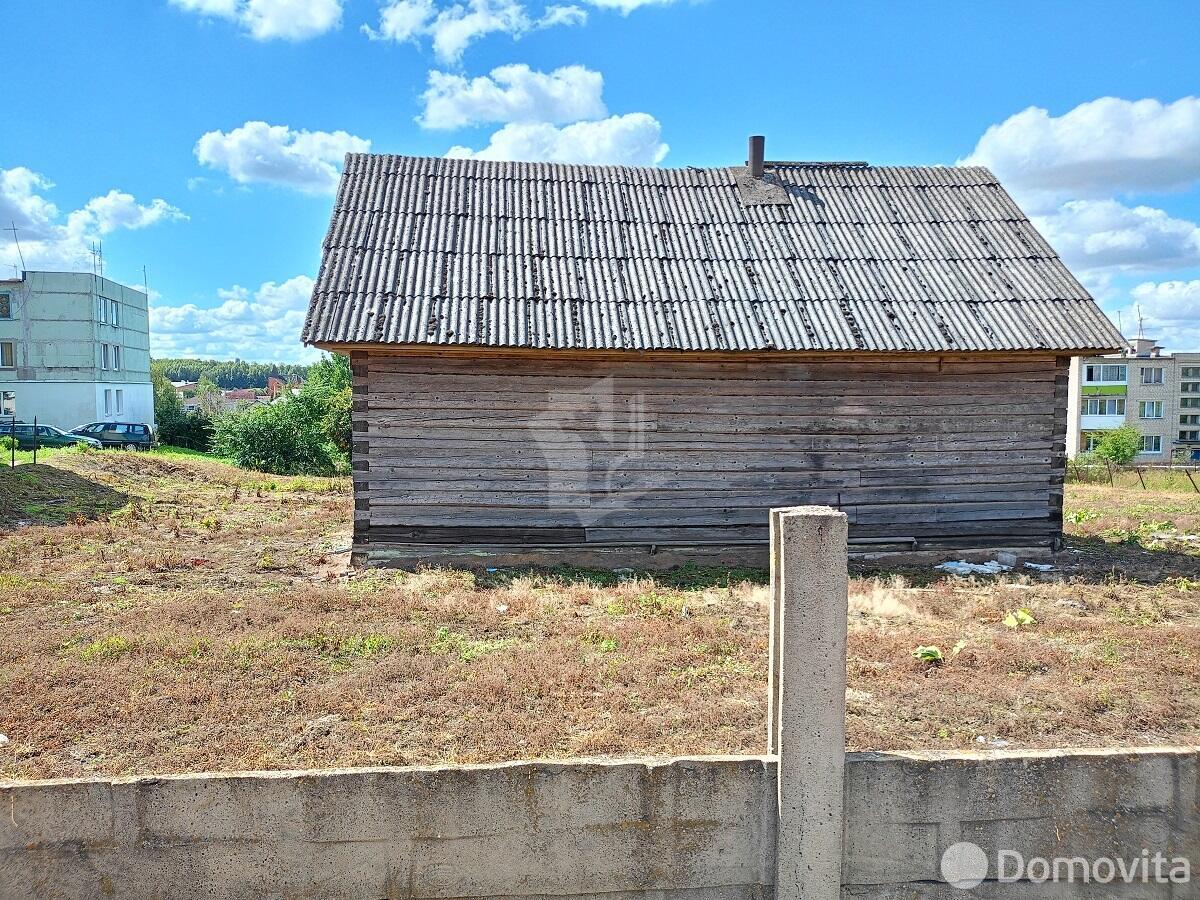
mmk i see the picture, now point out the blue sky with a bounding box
[3,0,1199,361]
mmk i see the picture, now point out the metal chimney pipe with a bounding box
[748,135,765,178]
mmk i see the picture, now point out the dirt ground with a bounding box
[0,452,1197,779]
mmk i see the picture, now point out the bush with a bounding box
[212,400,339,476]
[157,412,214,452]
[1093,425,1143,466]
[0,435,15,453]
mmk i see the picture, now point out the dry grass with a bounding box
[0,453,1197,779]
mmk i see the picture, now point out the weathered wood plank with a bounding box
[356,350,1062,556]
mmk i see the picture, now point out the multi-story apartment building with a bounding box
[1068,337,1200,462]
[0,271,152,430]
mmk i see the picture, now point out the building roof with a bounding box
[303,153,1124,354]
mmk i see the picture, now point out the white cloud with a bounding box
[168,0,343,40]
[419,64,605,129]
[67,190,186,236]
[580,0,680,12]
[365,0,434,40]
[0,168,60,242]
[1034,199,1200,274]
[1132,280,1200,320]
[194,121,370,194]
[364,0,586,63]
[539,4,587,25]
[170,0,239,14]
[446,112,668,165]
[962,96,1200,211]
[1110,280,1200,351]
[150,276,321,363]
[0,166,184,273]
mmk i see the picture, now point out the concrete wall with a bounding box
[2,747,1195,899]
[0,380,154,430]
[0,271,151,429]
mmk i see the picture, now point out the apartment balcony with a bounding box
[1081,414,1127,430]
[1081,384,1127,396]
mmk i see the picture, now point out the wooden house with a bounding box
[303,143,1123,568]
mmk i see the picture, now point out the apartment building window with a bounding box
[1182,415,1200,426]
[1182,382,1200,394]
[0,391,14,417]
[1083,433,1102,452]
[1141,435,1163,454]
[101,344,110,370]
[112,345,122,370]
[1140,367,1165,385]
[115,389,124,414]
[103,389,112,417]
[1181,430,1200,443]
[1184,398,1200,409]
[0,341,13,368]
[1084,397,1125,416]
[1183,368,1200,378]
[110,301,120,327]
[96,296,109,323]
[0,292,11,319]
[1084,364,1127,382]
[1139,400,1164,419]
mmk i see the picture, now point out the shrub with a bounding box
[212,400,338,476]
[0,435,15,453]
[157,411,214,452]
[1093,425,1143,466]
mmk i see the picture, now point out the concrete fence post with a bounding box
[770,506,848,900]
[767,507,785,755]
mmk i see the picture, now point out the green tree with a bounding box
[1093,425,1142,466]
[151,361,214,450]
[151,362,183,424]
[299,353,352,454]
[152,358,313,389]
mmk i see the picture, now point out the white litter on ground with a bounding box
[936,560,1011,576]
[975,735,1011,748]
[1023,562,1055,572]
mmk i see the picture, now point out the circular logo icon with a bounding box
[941,841,989,890]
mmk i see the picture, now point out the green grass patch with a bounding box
[582,630,619,653]
[281,631,397,668]
[79,635,132,662]
[150,445,230,462]
[429,626,512,662]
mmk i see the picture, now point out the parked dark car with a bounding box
[4,422,103,451]
[70,422,156,450]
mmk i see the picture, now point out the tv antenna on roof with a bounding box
[1136,304,1146,340]
[5,221,24,272]
[89,240,105,278]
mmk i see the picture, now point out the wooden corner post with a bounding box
[769,506,848,900]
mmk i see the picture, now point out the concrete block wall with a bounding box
[2,747,1196,899]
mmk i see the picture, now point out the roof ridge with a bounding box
[340,152,999,180]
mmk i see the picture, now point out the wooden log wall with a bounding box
[351,350,1068,565]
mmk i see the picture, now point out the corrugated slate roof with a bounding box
[303,154,1123,353]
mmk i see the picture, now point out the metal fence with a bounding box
[1067,458,1200,491]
